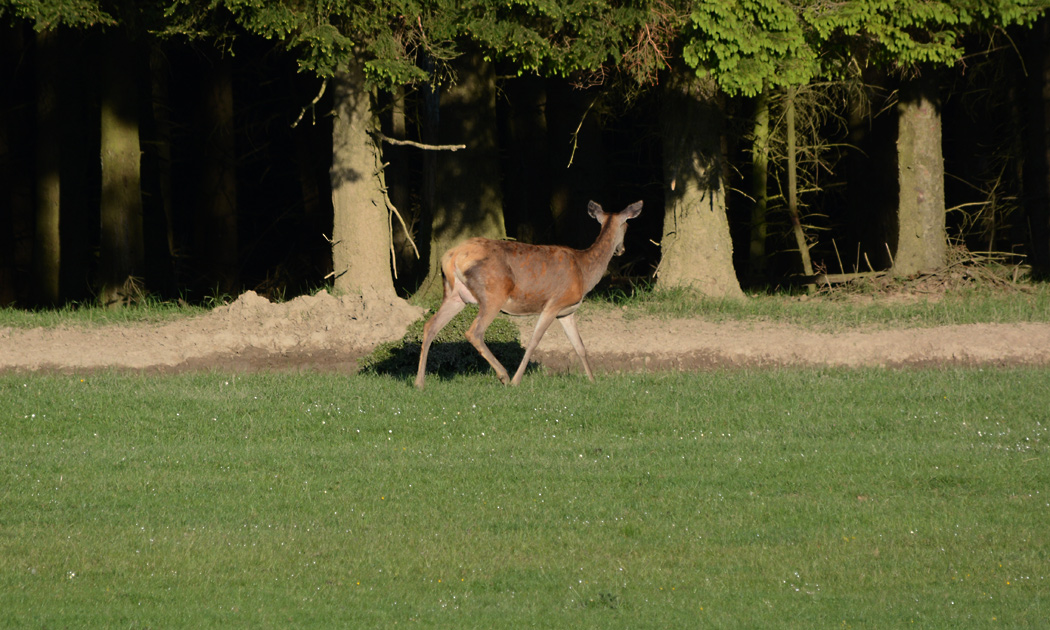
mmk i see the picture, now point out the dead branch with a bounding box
[291,79,327,129]
[388,199,419,259]
[567,97,598,168]
[815,271,887,285]
[372,132,465,151]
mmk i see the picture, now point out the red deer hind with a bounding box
[415,200,643,389]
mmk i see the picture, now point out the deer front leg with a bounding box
[557,312,595,382]
[511,309,558,386]
[415,297,466,389]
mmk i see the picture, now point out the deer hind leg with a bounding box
[510,308,559,386]
[465,299,512,385]
[557,312,595,382]
[414,295,467,389]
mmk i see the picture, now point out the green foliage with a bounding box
[684,0,818,96]
[6,0,1045,92]
[162,0,438,86]
[3,368,1049,626]
[680,0,1047,95]
[803,0,1047,70]
[458,0,660,80]
[455,0,553,73]
[0,0,114,29]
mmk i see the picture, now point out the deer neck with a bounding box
[578,221,622,293]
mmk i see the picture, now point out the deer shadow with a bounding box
[369,342,537,382]
[362,335,541,383]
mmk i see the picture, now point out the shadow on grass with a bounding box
[363,339,538,382]
[359,309,541,383]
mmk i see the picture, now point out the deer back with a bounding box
[447,239,587,315]
[444,200,642,316]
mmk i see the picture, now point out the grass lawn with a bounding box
[1,368,1047,628]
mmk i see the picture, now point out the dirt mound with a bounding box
[0,290,423,373]
[2,290,1049,375]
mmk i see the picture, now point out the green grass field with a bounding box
[2,368,1047,628]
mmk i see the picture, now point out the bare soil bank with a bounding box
[3,290,1049,375]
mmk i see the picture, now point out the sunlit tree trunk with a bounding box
[656,72,743,299]
[330,57,397,299]
[893,74,946,275]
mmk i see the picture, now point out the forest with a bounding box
[1,0,1048,308]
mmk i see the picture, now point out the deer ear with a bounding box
[587,201,605,222]
[623,200,643,219]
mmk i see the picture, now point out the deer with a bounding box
[414,200,643,389]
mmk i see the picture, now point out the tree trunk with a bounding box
[194,53,238,296]
[656,73,743,299]
[893,74,946,275]
[499,75,552,244]
[546,82,606,249]
[844,71,897,272]
[98,34,144,308]
[146,43,177,294]
[382,84,423,285]
[330,58,398,299]
[1022,15,1050,272]
[416,51,507,300]
[748,86,770,283]
[785,87,815,291]
[387,84,413,271]
[1,24,32,305]
[291,76,330,283]
[33,28,62,306]
[419,55,440,286]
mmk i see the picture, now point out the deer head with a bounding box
[588,200,643,257]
